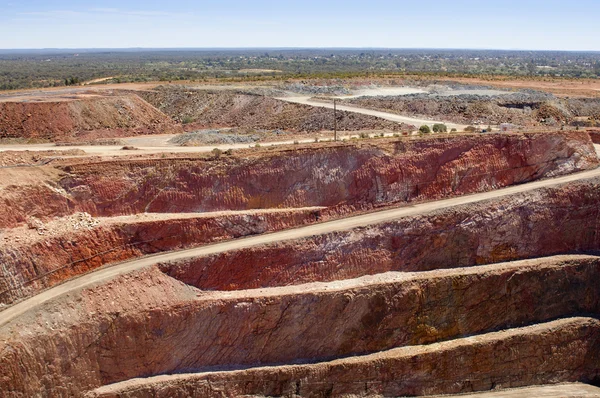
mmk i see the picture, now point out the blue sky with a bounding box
[1,0,599,50]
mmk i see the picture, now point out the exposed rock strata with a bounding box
[0,95,182,141]
[0,209,323,307]
[0,132,594,230]
[58,132,598,218]
[161,177,600,290]
[0,256,599,397]
[87,317,600,398]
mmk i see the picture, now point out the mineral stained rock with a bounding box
[162,177,600,290]
[1,255,598,397]
[88,317,600,398]
[0,95,182,141]
[58,131,598,217]
[0,208,323,307]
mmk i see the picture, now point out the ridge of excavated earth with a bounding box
[0,94,182,141]
[137,87,414,132]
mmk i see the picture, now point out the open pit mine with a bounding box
[1,84,600,398]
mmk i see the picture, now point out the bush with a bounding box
[464,125,477,133]
[450,128,457,132]
[212,148,223,158]
[432,123,447,133]
[181,115,194,124]
[486,125,493,133]
[359,132,369,139]
[419,125,431,134]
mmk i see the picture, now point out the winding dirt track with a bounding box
[279,95,467,130]
[2,159,600,328]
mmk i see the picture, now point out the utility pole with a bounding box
[333,98,337,141]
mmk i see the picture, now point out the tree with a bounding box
[419,125,431,134]
[432,123,447,133]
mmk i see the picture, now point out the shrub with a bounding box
[419,125,431,134]
[212,148,223,158]
[450,128,457,132]
[181,115,194,124]
[464,125,477,133]
[432,123,447,133]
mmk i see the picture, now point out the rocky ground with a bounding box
[0,95,182,141]
[344,92,600,127]
[138,86,411,132]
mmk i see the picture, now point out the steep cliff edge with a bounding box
[57,132,598,218]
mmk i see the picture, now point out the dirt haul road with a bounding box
[279,95,467,130]
[2,163,600,328]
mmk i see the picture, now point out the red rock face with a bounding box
[1,256,599,397]
[162,178,600,291]
[2,178,600,396]
[0,132,595,230]
[0,209,323,307]
[88,318,600,398]
[58,132,598,218]
[0,95,182,140]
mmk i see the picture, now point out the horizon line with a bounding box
[1,47,600,53]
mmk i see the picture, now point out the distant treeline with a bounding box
[1,48,599,90]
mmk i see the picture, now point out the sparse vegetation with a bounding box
[432,124,448,133]
[212,148,223,158]
[1,48,600,91]
[181,115,194,124]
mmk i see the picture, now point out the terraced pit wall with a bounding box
[0,131,596,302]
[56,131,597,218]
[0,209,323,307]
[162,177,600,290]
[2,179,600,396]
